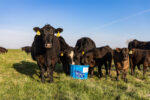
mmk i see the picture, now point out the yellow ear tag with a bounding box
[82,51,85,55]
[37,30,41,35]
[60,53,64,56]
[56,31,60,37]
[129,50,133,54]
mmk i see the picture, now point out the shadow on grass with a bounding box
[13,61,39,78]
[13,61,64,79]
[54,64,64,74]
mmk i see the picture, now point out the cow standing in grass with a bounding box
[64,37,96,65]
[74,37,96,65]
[113,48,129,82]
[81,46,113,78]
[128,39,150,71]
[31,24,63,83]
[58,36,73,75]
[129,48,150,77]
[59,37,96,75]
[22,46,31,54]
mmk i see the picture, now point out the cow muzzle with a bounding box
[45,43,52,48]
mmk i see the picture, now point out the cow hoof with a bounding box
[39,75,41,78]
[116,78,119,81]
[142,77,146,80]
[48,80,53,83]
[46,75,50,78]
[89,75,93,78]
[41,80,45,83]
[109,74,112,78]
[124,79,128,83]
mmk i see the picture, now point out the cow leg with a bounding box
[130,65,133,75]
[47,64,54,83]
[40,67,45,83]
[131,64,135,76]
[116,68,120,81]
[123,70,128,82]
[89,67,94,77]
[62,63,67,74]
[98,65,103,78]
[67,64,70,75]
[37,57,45,83]
[137,65,141,70]
[47,65,50,78]
[49,66,54,83]
[104,62,109,76]
[65,63,70,75]
[133,65,136,75]
[143,66,147,77]
[37,62,45,83]
[37,63,42,78]
[108,59,112,76]
[130,59,134,75]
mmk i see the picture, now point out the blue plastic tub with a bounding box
[70,65,89,80]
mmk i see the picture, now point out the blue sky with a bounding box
[0,0,150,49]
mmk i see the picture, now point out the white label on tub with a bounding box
[83,68,89,73]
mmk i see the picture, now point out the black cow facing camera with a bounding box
[31,24,63,83]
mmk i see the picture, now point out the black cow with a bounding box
[68,37,96,65]
[58,37,96,75]
[81,46,113,78]
[0,47,8,54]
[128,39,150,50]
[22,46,31,54]
[58,36,73,75]
[31,24,63,83]
[129,48,150,77]
[128,39,150,70]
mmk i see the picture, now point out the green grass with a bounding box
[0,49,150,100]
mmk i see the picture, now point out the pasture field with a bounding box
[0,50,150,100]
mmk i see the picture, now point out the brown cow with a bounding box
[129,48,150,77]
[113,48,129,82]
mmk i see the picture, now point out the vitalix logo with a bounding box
[74,71,85,78]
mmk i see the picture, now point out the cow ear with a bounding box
[33,27,40,32]
[33,27,42,35]
[82,51,85,55]
[55,28,63,33]
[60,52,64,56]
[116,48,121,52]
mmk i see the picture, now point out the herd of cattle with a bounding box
[1,24,150,83]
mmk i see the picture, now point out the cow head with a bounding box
[60,48,81,65]
[61,48,76,65]
[81,52,95,67]
[115,48,129,61]
[128,39,138,51]
[33,24,63,49]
